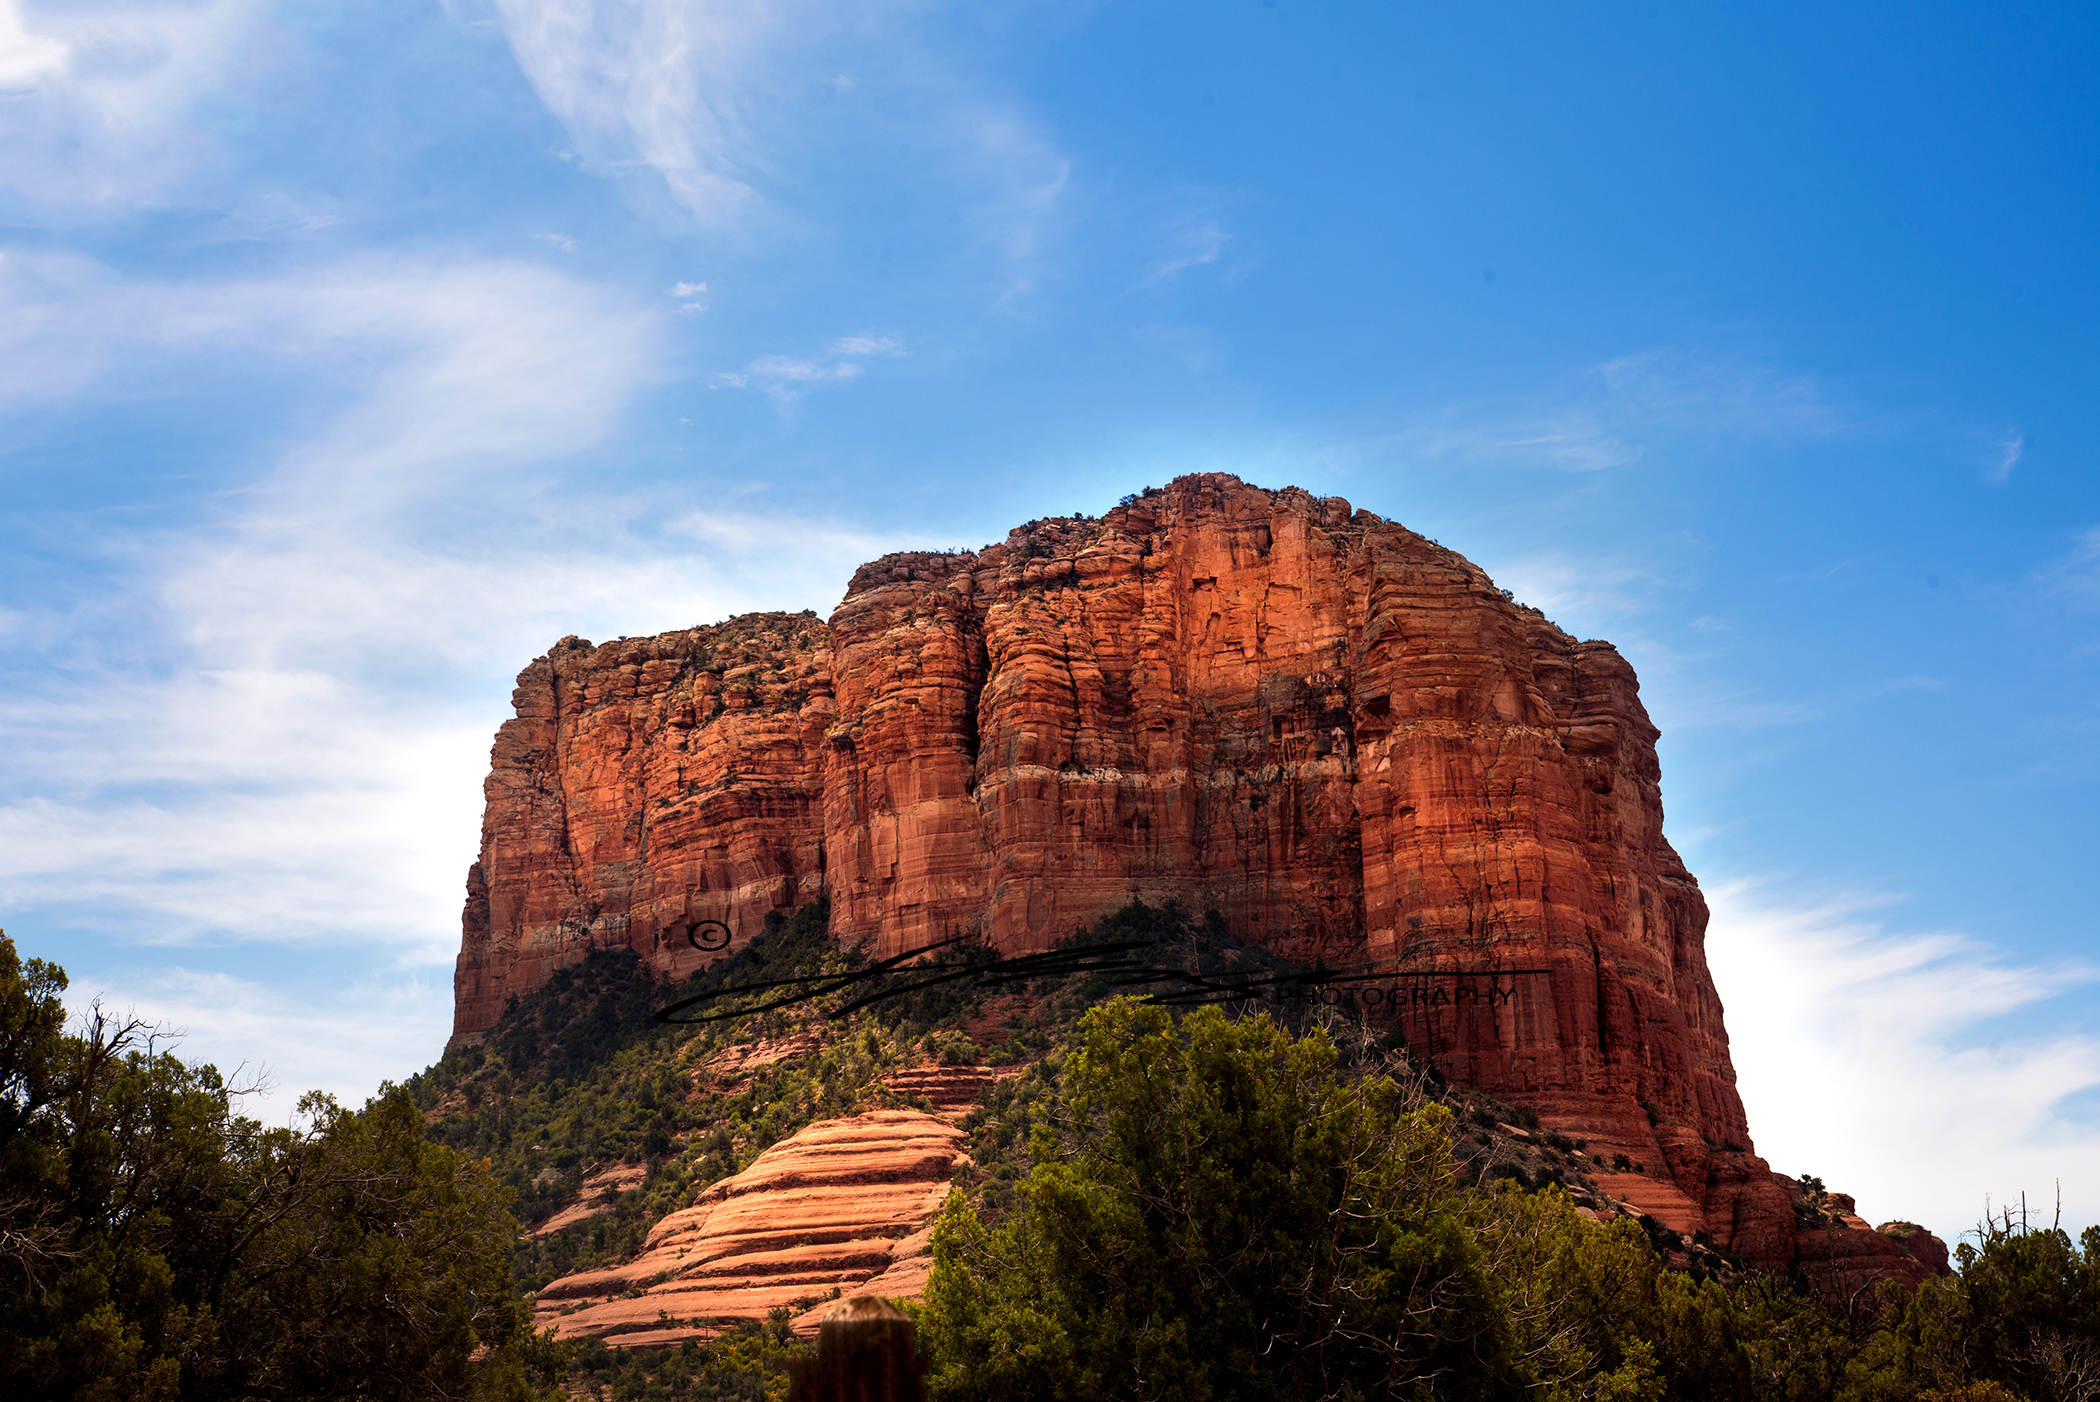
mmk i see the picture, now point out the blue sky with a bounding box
[3,0,2096,1244]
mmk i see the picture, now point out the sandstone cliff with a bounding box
[451,473,1936,1283]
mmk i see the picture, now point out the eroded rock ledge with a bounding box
[452,473,1943,1283]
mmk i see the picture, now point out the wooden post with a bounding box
[786,1295,925,1402]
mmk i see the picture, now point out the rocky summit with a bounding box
[451,472,1944,1293]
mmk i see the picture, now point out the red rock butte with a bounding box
[451,473,1941,1283]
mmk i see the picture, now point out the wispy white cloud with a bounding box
[1489,551,1671,627]
[0,251,923,1110]
[0,253,663,946]
[829,334,903,357]
[2035,521,2091,584]
[60,964,453,1121]
[0,0,68,87]
[1392,408,1640,474]
[714,333,907,405]
[1990,430,2024,483]
[664,502,915,567]
[2036,527,2100,636]
[1139,195,1241,286]
[1375,350,1859,478]
[1706,879,2100,1240]
[1656,672,1943,733]
[957,105,1070,269]
[1592,351,1855,441]
[1148,222,1226,282]
[0,248,659,450]
[478,0,1075,286]
[485,0,774,228]
[0,0,269,212]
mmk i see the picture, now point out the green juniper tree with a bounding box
[917,998,1521,1402]
[0,931,567,1402]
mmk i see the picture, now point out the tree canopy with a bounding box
[918,999,1526,1400]
[12,911,2100,1402]
[914,997,2100,1402]
[0,931,565,1402]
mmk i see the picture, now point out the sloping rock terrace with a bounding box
[534,1109,962,1347]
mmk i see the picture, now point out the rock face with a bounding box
[1789,1192,1951,1303]
[534,1109,965,1346]
[454,611,835,1042]
[452,473,1941,1286]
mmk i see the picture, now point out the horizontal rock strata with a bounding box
[533,1109,965,1348]
[529,1161,648,1239]
[457,473,1943,1286]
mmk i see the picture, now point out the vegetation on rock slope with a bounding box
[406,902,1059,1297]
[11,905,2100,1402]
[920,996,2100,1402]
[406,902,2100,1402]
